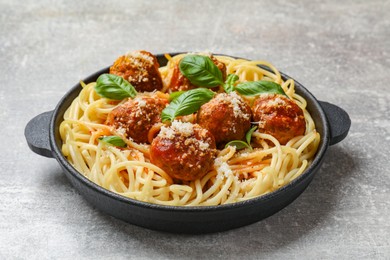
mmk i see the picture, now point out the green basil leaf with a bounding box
[161,88,215,122]
[179,55,224,87]
[235,80,287,97]
[169,91,185,101]
[99,136,127,148]
[223,74,239,93]
[225,140,251,150]
[246,126,257,144]
[95,74,137,100]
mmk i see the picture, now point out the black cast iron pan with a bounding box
[25,53,351,233]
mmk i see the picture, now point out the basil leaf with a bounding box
[95,74,137,100]
[246,126,257,144]
[169,91,185,101]
[98,136,127,148]
[225,140,251,150]
[161,88,215,122]
[179,55,224,87]
[235,80,287,97]
[226,126,257,151]
[223,74,239,93]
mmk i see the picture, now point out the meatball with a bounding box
[150,121,216,181]
[169,54,227,92]
[197,92,252,145]
[252,94,306,145]
[105,95,168,144]
[109,50,163,92]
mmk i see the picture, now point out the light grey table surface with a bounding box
[1,0,389,259]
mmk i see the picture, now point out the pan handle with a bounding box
[319,101,351,146]
[25,111,54,158]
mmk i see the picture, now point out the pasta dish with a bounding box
[60,51,320,206]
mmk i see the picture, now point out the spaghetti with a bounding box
[60,52,320,206]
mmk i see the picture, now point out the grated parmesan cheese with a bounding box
[127,50,154,64]
[214,92,250,121]
[214,157,233,179]
[116,127,126,136]
[135,98,147,108]
[159,125,175,139]
[228,92,243,118]
[170,120,194,137]
[219,162,233,177]
[158,121,196,139]
[266,96,285,107]
[198,140,210,150]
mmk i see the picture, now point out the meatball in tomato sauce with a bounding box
[197,92,252,146]
[169,55,227,92]
[110,50,163,92]
[252,94,306,145]
[150,121,216,181]
[105,95,168,144]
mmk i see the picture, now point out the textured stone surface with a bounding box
[1,0,389,259]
